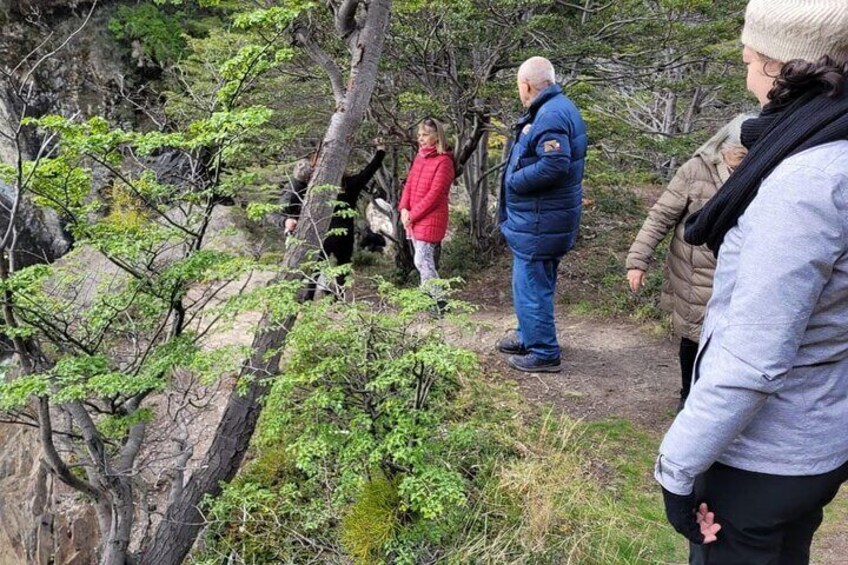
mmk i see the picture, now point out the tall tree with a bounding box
[0,1,392,563]
[141,0,393,562]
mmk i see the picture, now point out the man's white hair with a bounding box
[518,57,556,90]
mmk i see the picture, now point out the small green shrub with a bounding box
[197,281,480,563]
[195,281,685,564]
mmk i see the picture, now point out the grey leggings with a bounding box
[412,238,439,286]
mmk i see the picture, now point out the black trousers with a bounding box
[302,232,355,301]
[690,460,848,565]
[679,337,699,401]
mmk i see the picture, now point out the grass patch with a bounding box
[579,419,687,561]
[445,411,685,564]
[813,486,848,563]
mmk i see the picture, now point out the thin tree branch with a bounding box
[38,397,102,499]
[293,28,346,107]
[335,0,361,38]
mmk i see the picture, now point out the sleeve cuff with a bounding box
[654,454,696,496]
[626,257,649,271]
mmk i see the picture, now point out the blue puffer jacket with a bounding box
[499,84,588,260]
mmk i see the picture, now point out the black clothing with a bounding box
[679,337,699,401]
[284,150,386,260]
[662,488,705,545]
[685,90,848,255]
[284,150,386,227]
[285,150,386,299]
[360,226,387,253]
[689,460,848,565]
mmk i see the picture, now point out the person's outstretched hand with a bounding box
[374,137,386,151]
[662,488,721,544]
[627,268,646,293]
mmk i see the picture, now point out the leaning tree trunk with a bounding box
[138,1,393,563]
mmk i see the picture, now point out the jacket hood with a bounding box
[694,113,756,166]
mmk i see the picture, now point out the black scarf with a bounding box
[685,90,848,255]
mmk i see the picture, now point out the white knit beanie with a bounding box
[742,0,848,63]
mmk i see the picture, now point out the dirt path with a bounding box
[456,306,681,429]
[453,301,847,565]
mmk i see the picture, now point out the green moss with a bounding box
[341,474,401,565]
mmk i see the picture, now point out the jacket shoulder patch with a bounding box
[543,139,561,153]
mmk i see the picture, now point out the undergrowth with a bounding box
[191,281,684,564]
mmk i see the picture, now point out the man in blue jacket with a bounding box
[497,57,588,373]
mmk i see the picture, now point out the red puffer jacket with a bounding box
[399,146,455,243]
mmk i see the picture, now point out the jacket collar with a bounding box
[517,84,563,127]
[418,145,439,158]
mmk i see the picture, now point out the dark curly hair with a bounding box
[760,53,848,106]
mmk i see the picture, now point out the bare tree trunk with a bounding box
[137,320,286,565]
[101,480,135,565]
[463,129,491,251]
[682,86,707,134]
[138,1,393,563]
[386,146,416,274]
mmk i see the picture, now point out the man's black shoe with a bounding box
[507,353,562,373]
[496,330,527,355]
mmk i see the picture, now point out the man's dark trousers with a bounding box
[512,254,560,361]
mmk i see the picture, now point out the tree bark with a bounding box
[138,1,393,563]
[462,127,491,251]
[100,480,135,565]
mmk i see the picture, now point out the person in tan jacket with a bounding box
[626,115,750,410]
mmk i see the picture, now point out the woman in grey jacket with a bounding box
[655,1,848,563]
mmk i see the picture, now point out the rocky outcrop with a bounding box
[0,1,128,261]
[0,1,125,158]
[0,182,71,268]
[0,1,89,17]
[0,424,100,565]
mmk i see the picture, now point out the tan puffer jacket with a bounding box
[627,156,730,342]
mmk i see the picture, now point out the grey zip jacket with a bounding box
[656,140,848,495]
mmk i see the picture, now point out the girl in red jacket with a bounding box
[399,118,455,286]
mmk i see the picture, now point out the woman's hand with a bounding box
[627,268,646,293]
[662,488,721,545]
[401,209,411,228]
